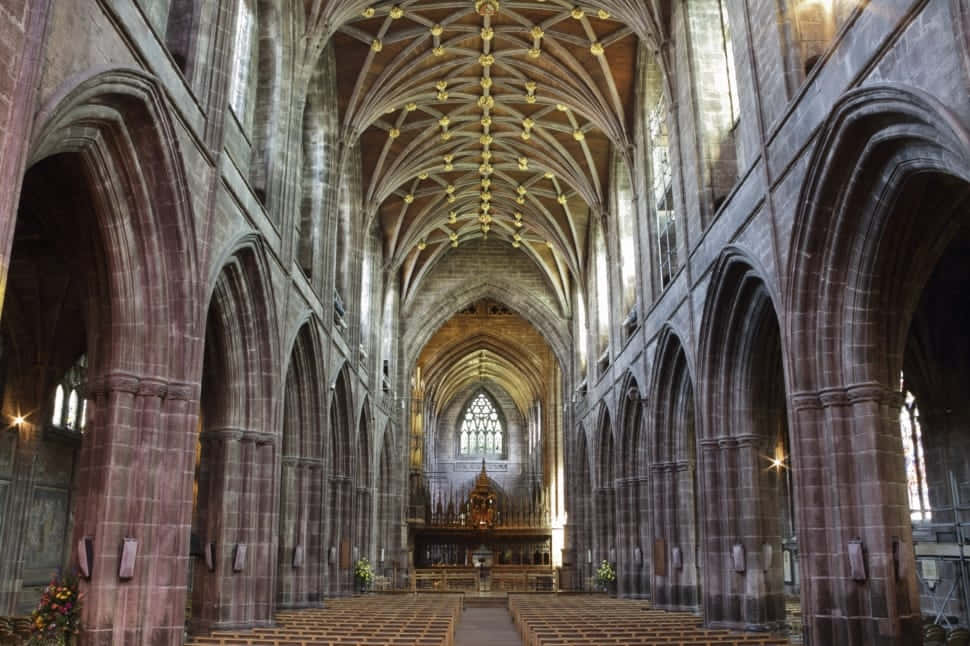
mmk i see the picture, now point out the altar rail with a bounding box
[413,567,480,592]
[411,566,558,593]
[492,566,558,592]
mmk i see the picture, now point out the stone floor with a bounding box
[454,606,523,646]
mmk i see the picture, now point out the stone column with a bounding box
[736,434,784,630]
[790,385,921,646]
[70,375,200,646]
[635,475,652,599]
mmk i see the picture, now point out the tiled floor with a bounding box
[454,606,523,646]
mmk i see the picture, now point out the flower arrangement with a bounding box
[595,560,616,590]
[30,573,82,645]
[353,557,374,589]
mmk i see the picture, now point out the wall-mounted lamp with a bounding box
[13,414,25,427]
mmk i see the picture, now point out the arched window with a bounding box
[576,289,588,372]
[899,376,931,521]
[52,385,64,427]
[594,226,610,354]
[50,355,87,433]
[228,0,256,123]
[458,392,504,458]
[614,157,638,317]
[648,93,676,288]
[66,390,79,429]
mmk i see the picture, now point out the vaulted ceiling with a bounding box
[329,1,643,313]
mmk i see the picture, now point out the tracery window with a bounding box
[899,376,931,521]
[458,392,504,457]
[51,355,87,432]
[649,95,677,288]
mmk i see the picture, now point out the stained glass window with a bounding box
[899,381,931,521]
[459,392,504,457]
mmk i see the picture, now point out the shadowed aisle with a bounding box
[454,606,523,646]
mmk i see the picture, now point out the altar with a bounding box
[411,461,555,591]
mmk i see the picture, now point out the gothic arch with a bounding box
[29,67,200,383]
[192,239,280,631]
[18,67,201,643]
[648,327,700,610]
[617,372,645,479]
[696,248,793,631]
[329,363,354,478]
[202,238,280,435]
[650,327,696,465]
[595,405,615,490]
[403,281,570,371]
[615,371,649,597]
[785,84,970,645]
[278,321,326,607]
[787,84,970,394]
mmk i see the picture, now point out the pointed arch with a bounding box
[277,320,327,607]
[696,247,792,631]
[20,67,200,643]
[785,84,970,645]
[648,326,700,611]
[30,67,201,383]
[193,238,280,630]
[787,84,970,394]
[595,405,615,488]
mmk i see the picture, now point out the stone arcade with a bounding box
[0,1,969,645]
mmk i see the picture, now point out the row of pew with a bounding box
[508,595,791,646]
[185,594,462,646]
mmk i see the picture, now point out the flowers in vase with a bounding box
[595,560,616,590]
[353,557,374,588]
[30,573,82,644]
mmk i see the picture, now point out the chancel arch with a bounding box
[697,249,797,632]
[649,328,700,611]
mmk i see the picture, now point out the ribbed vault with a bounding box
[331,1,640,305]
